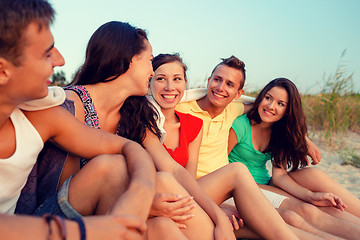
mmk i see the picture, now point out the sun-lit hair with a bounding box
[0,0,55,66]
[247,78,308,171]
[210,55,246,89]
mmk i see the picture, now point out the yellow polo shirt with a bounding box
[176,100,244,178]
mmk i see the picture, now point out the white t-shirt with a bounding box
[0,108,43,214]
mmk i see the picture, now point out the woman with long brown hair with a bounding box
[229,78,360,239]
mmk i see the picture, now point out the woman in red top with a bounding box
[162,110,202,171]
[149,54,203,176]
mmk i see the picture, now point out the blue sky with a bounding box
[50,0,360,93]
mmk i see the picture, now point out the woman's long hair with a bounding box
[69,21,161,144]
[247,78,308,171]
[118,96,161,145]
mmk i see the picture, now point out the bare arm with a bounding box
[24,107,156,220]
[184,126,203,177]
[143,131,234,239]
[305,136,321,165]
[228,128,238,154]
[272,166,345,211]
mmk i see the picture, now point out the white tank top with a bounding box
[0,108,43,214]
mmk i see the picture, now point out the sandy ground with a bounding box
[310,130,360,198]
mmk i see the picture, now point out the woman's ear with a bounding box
[129,53,141,70]
[0,58,12,85]
[131,53,142,63]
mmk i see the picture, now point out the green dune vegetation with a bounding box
[302,64,360,168]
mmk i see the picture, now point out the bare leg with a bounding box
[156,171,214,240]
[224,198,341,240]
[260,183,360,226]
[68,158,214,240]
[289,167,360,218]
[67,154,130,216]
[288,225,326,240]
[197,162,298,240]
[232,219,327,240]
[275,191,360,239]
[278,209,344,240]
[319,207,360,225]
[147,217,188,240]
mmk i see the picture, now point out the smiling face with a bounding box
[206,64,244,109]
[7,22,64,101]
[258,86,288,124]
[127,40,154,96]
[149,61,186,110]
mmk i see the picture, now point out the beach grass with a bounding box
[301,58,360,167]
[302,58,358,137]
[306,61,360,168]
[302,93,360,140]
[341,148,360,168]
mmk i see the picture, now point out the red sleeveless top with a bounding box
[163,111,203,167]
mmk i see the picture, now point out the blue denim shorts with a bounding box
[34,176,82,219]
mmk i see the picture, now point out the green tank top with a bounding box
[228,114,271,184]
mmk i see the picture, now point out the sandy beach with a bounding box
[310,130,360,198]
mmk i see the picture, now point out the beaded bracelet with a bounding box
[71,217,86,240]
[43,213,67,240]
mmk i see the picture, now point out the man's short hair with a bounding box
[0,0,55,66]
[211,55,246,89]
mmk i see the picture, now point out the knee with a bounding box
[155,172,193,198]
[296,202,320,219]
[307,167,323,174]
[228,162,253,181]
[278,209,305,227]
[228,162,249,174]
[292,167,325,178]
[89,154,128,181]
[304,167,326,178]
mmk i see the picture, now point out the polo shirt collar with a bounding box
[189,100,225,121]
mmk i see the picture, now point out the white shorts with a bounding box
[260,189,288,208]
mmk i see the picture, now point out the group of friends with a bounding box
[1,0,360,239]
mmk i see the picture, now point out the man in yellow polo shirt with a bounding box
[176,56,252,178]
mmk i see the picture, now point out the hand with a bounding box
[213,220,237,240]
[220,204,244,230]
[84,215,147,240]
[306,136,321,165]
[309,192,347,211]
[149,193,195,228]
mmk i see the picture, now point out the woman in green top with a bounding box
[228,78,360,239]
